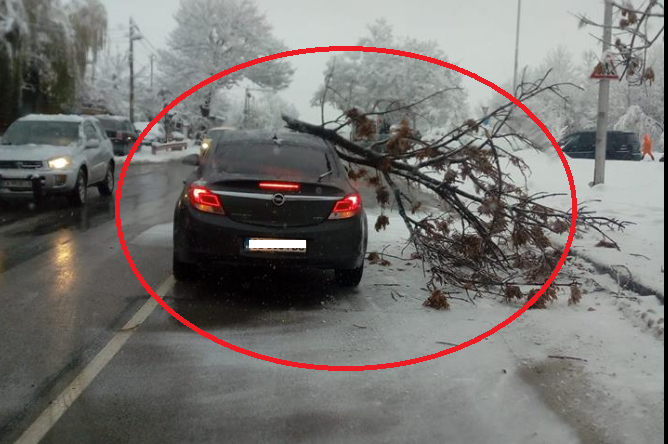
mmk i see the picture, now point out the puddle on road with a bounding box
[162,268,355,330]
[1,197,115,238]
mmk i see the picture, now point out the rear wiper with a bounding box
[318,154,334,182]
[318,170,333,182]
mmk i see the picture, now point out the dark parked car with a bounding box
[559,131,642,161]
[173,131,368,286]
[96,116,138,156]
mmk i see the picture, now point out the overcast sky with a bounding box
[102,0,609,122]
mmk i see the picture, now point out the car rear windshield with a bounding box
[0,121,80,147]
[209,141,333,179]
[610,133,639,147]
[97,118,125,132]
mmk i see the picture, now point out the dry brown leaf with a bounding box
[424,290,450,310]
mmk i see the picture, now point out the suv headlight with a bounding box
[48,157,71,170]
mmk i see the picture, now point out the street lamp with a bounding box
[513,0,522,95]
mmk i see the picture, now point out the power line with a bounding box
[130,19,161,55]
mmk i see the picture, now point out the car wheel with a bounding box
[335,265,364,287]
[173,251,199,281]
[68,169,88,207]
[97,163,115,196]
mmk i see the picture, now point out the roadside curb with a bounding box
[574,252,665,305]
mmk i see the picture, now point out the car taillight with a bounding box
[259,182,301,192]
[329,194,362,220]
[188,185,224,214]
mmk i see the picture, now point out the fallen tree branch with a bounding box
[282,73,629,307]
[548,355,589,363]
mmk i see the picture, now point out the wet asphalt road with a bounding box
[0,161,459,444]
[0,162,188,443]
[0,161,595,444]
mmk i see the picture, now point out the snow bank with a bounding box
[115,141,199,165]
[513,151,665,296]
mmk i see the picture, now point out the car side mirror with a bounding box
[182,154,200,166]
[85,139,100,149]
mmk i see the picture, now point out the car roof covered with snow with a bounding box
[17,114,90,124]
[208,126,237,132]
[95,115,131,122]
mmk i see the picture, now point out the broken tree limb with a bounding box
[282,74,630,305]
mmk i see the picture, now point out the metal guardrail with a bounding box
[151,141,188,155]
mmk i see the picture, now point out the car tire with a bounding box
[97,163,115,196]
[335,265,364,287]
[173,251,199,281]
[68,169,88,207]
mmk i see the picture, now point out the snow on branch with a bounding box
[283,74,630,308]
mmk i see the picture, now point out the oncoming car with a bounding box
[174,131,368,286]
[0,114,115,206]
[199,126,236,156]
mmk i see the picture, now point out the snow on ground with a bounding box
[115,141,199,165]
[360,211,664,443]
[125,173,664,443]
[511,151,665,297]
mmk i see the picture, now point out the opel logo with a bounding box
[272,193,286,207]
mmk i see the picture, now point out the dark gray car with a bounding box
[173,131,368,286]
[560,131,642,161]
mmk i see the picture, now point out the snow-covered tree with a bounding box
[522,47,583,140]
[85,47,163,122]
[226,91,299,131]
[577,1,664,86]
[0,0,28,128]
[14,0,77,114]
[0,0,106,128]
[85,48,130,115]
[66,0,107,82]
[615,105,664,151]
[485,42,664,149]
[159,0,294,118]
[312,19,468,133]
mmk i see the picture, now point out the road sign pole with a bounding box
[593,0,614,186]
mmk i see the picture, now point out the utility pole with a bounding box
[593,0,614,186]
[512,0,522,94]
[243,88,251,129]
[128,18,142,123]
[150,55,156,90]
[129,17,135,123]
[242,87,274,129]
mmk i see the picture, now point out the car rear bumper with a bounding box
[0,168,77,197]
[566,153,643,161]
[111,141,131,156]
[175,205,367,270]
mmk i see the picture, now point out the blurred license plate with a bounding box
[2,180,32,188]
[245,239,307,253]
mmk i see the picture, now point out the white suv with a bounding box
[0,114,115,206]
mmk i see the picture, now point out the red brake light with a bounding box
[188,185,224,214]
[329,194,362,220]
[259,182,301,192]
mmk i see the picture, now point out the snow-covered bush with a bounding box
[615,105,664,146]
